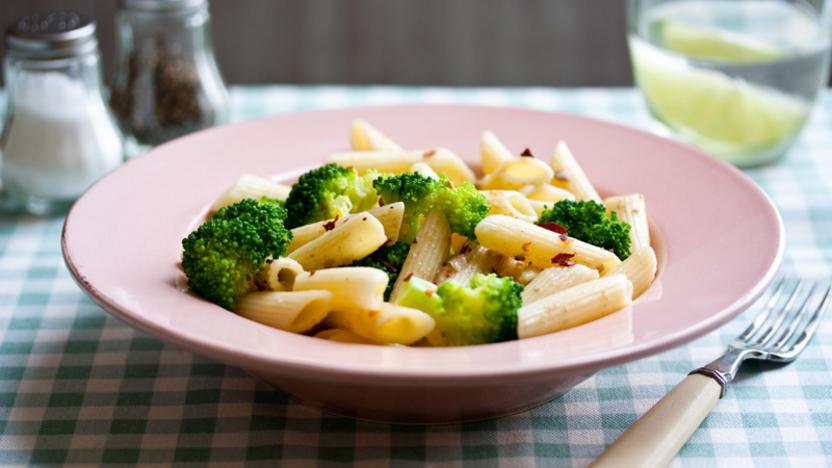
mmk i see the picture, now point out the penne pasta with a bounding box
[479,157,555,191]
[517,274,633,338]
[495,255,540,285]
[475,215,621,273]
[436,241,502,285]
[549,141,602,202]
[325,302,435,345]
[523,183,577,203]
[314,328,380,344]
[605,193,650,252]
[236,290,332,333]
[389,208,451,302]
[480,130,515,174]
[409,161,440,179]
[287,202,404,253]
[350,119,403,151]
[210,174,292,212]
[422,148,477,185]
[528,199,554,217]
[331,150,422,174]
[294,267,389,312]
[289,214,387,270]
[605,246,657,299]
[254,257,304,291]
[482,190,538,222]
[521,264,600,304]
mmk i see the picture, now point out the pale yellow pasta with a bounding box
[495,255,540,285]
[254,257,304,291]
[605,194,650,252]
[287,202,404,253]
[528,199,554,217]
[517,274,633,338]
[389,208,451,302]
[436,242,501,285]
[314,328,380,344]
[521,264,600,304]
[209,174,292,212]
[289,214,387,270]
[479,157,554,190]
[422,148,477,185]
[325,302,435,345]
[480,130,515,174]
[549,141,601,202]
[330,150,422,174]
[236,290,332,333]
[523,183,576,203]
[475,215,621,273]
[482,190,538,222]
[294,267,388,312]
[409,161,439,179]
[350,119,403,151]
[605,246,657,299]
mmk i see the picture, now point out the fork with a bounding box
[592,278,831,468]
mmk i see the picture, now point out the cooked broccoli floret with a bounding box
[284,163,378,228]
[373,172,488,242]
[538,199,632,260]
[395,273,523,346]
[350,241,411,300]
[181,198,293,310]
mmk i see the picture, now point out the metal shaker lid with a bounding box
[122,0,207,13]
[6,11,97,59]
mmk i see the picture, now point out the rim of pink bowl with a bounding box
[61,103,785,382]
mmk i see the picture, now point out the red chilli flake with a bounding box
[520,148,534,157]
[403,272,414,282]
[309,270,317,277]
[323,215,340,231]
[521,242,531,253]
[425,290,434,297]
[423,149,436,158]
[551,253,576,266]
[536,222,568,236]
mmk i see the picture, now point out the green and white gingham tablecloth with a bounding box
[1,86,830,467]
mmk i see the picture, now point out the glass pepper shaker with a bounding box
[110,0,230,149]
[0,11,124,215]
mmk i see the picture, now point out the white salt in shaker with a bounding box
[0,11,124,215]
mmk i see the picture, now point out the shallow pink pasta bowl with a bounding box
[62,104,783,423]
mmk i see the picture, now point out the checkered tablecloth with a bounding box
[1,86,830,467]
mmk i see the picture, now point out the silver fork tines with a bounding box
[691,278,830,397]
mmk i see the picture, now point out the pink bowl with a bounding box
[62,104,783,423]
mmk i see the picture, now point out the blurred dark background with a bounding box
[0,0,633,86]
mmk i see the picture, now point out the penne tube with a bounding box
[480,130,515,174]
[389,208,451,302]
[422,148,477,185]
[482,190,538,222]
[605,194,650,252]
[294,267,388,312]
[210,174,292,212]
[331,150,422,174]
[523,183,577,203]
[475,215,621,273]
[254,257,304,291]
[350,119,403,151]
[549,141,601,202]
[479,157,555,191]
[236,290,332,333]
[287,202,404,253]
[605,246,657,299]
[325,302,435,345]
[409,161,439,179]
[521,264,600,304]
[436,242,502,285]
[289,214,387,270]
[495,255,540,285]
[314,328,380,344]
[517,274,633,338]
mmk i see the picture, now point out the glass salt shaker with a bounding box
[110,0,230,149]
[0,12,124,215]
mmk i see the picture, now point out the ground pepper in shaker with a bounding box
[0,11,124,216]
[110,0,229,149]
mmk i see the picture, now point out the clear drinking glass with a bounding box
[627,0,831,167]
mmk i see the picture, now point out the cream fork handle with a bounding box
[591,374,722,468]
